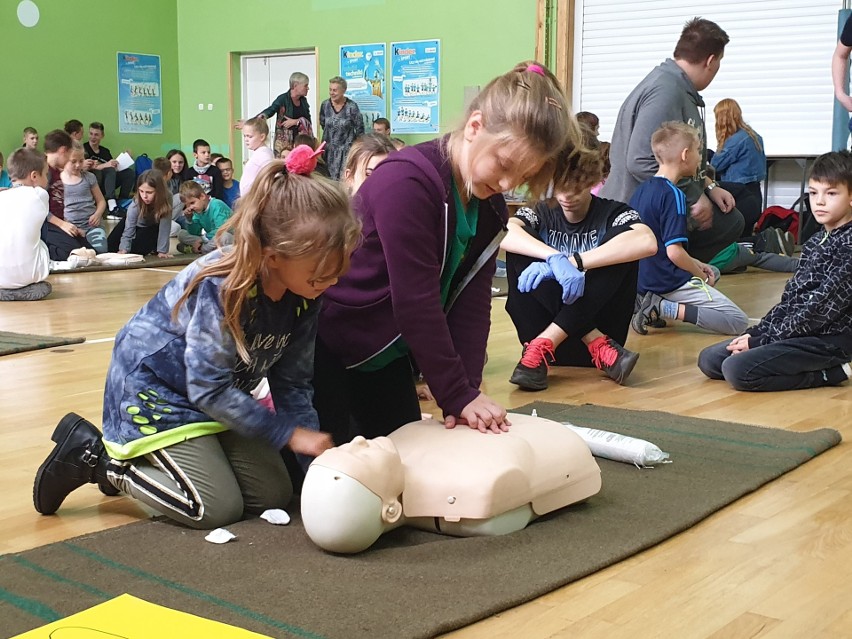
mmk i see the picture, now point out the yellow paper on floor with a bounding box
[11,593,272,638]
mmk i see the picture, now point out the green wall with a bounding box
[175,0,539,162]
[1,0,180,161]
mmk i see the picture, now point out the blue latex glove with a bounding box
[546,253,586,304]
[517,261,553,293]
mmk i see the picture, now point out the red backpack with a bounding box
[755,206,799,242]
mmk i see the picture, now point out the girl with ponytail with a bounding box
[33,146,363,530]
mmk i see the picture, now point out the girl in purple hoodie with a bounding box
[313,62,588,443]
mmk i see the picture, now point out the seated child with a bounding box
[503,135,657,390]
[22,126,39,150]
[630,122,748,336]
[709,227,798,275]
[61,143,108,253]
[0,149,52,301]
[165,149,188,195]
[0,152,11,191]
[698,150,852,391]
[107,169,173,257]
[177,180,233,254]
[43,129,93,261]
[216,157,240,208]
[182,139,223,200]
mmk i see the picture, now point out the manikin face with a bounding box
[194,146,211,166]
[88,128,104,146]
[808,179,852,232]
[137,183,157,205]
[459,113,544,200]
[243,126,266,151]
[169,154,185,174]
[24,133,39,149]
[65,151,86,177]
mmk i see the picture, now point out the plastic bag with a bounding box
[563,422,670,468]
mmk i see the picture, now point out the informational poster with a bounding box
[340,43,387,133]
[390,39,440,134]
[117,52,163,134]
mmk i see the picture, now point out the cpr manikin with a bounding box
[301,413,602,553]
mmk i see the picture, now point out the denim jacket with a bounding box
[712,129,766,184]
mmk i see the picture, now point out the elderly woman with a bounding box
[319,76,365,180]
[250,71,312,157]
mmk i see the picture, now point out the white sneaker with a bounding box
[108,199,117,212]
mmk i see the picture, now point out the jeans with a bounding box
[698,336,850,391]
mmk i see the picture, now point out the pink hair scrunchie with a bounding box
[526,63,546,76]
[285,141,326,175]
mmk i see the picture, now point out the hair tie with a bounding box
[526,63,546,76]
[285,141,326,175]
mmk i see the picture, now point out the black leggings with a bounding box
[505,252,638,367]
[107,219,159,254]
[719,181,763,236]
[312,338,422,445]
[40,222,91,261]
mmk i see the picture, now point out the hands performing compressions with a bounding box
[517,253,586,304]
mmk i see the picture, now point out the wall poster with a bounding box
[117,52,163,134]
[390,39,440,134]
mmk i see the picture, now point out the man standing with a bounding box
[602,18,744,262]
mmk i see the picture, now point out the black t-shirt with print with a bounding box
[514,195,642,254]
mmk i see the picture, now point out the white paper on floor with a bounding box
[260,509,291,525]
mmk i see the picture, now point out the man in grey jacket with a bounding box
[602,18,744,262]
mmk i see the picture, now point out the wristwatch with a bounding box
[705,181,718,193]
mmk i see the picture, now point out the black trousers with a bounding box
[40,222,91,261]
[698,336,850,391]
[719,181,762,236]
[94,167,136,200]
[107,218,159,254]
[505,252,637,367]
[688,204,745,263]
[312,337,422,446]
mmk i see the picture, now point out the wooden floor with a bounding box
[3,265,852,638]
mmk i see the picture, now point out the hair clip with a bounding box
[526,63,546,76]
[285,141,327,175]
[545,97,563,110]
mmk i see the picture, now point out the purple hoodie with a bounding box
[318,136,507,417]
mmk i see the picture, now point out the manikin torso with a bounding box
[301,413,602,553]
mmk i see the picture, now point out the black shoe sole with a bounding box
[607,351,640,385]
[508,373,548,391]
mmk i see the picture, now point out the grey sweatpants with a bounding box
[722,244,798,274]
[106,430,293,530]
[663,277,749,335]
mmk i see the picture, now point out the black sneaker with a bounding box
[631,292,665,335]
[509,337,555,391]
[588,336,640,384]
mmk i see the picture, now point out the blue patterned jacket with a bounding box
[747,221,852,351]
[102,250,320,460]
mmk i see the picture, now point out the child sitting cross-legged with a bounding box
[630,121,748,336]
[0,149,53,301]
[503,133,657,391]
[698,151,852,391]
[177,180,233,254]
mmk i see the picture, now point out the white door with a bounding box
[240,51,317,164]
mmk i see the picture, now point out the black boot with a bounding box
[33,413,118,515]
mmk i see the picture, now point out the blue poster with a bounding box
[340,43,386,132]
[117,53,163,134]
[390,39,440,134]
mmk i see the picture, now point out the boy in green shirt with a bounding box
[177,180,233,253]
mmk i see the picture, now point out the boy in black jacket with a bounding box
[698,151,852,391]
[182,138,223,200]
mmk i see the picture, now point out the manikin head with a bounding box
[302,436,405,553]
